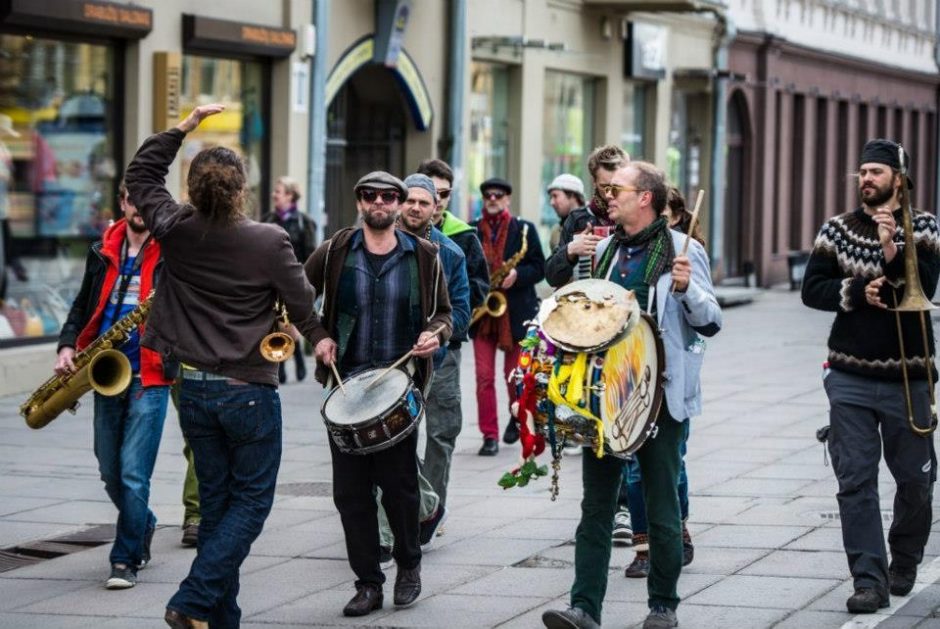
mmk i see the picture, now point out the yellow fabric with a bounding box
[547,353,605,458]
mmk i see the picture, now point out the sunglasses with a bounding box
[600,184,642,197]
[437,188,452,200]
[483,190,506,200]
[358,189,401,204]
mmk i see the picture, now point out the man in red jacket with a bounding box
[55,182,172,590]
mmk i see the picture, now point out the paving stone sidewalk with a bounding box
[0,289,939,628]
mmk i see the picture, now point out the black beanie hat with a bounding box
[859,139,913,188]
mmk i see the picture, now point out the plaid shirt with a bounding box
[337,230,420,376]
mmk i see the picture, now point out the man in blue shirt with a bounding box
[389,173,470,544]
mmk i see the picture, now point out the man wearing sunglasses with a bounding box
[303,170,453,617]
[543,162,720,629]
[472,177,545,456]
[545,145,628,288]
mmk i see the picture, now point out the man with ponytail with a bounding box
[125,104,318,629]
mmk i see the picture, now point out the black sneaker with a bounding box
[419,506,448,548]
[137,525,155,569]
[181,522,199,547]
[503,420,520,444]
[846,588,888,613]
[105,563,137,589]
[478,438,499,456]
[890,565,917,596]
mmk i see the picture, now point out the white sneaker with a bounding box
[612,507,633,545]
[563,444,583,456]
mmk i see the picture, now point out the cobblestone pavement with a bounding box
[0,288,939,628]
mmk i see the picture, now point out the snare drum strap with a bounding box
[547,353,605,458]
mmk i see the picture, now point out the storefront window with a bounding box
[622,82,648,159]
[541,71,594,226]
[466,62,509,220]
[179,55,267,218]
[0,34,117,346]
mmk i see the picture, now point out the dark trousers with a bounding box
[570,410,684,623]
[330,429,421,587]
[168,380,282,629]
[825,369,936,597]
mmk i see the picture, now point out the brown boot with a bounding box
[682,523,694,567]
[625,532,650,578]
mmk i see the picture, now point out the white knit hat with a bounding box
[547,173,584,196]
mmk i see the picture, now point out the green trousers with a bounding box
[570,412,685,623]
[172,381,201,525]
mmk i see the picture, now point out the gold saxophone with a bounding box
[470,224,529,326]
[20,290,155,430]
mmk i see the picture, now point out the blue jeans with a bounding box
[168,379,282,629]
[93,380,168,567]
[623,419,690,534]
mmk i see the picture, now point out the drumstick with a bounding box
[366,323,447,390]
[329,361,347,396]
[671,189,705,292]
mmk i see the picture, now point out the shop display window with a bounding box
[0,33,117,346]
[179,55,267,219]
[540,71,594,227]
[466,62,509,221]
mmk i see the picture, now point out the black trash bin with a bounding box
[787,250,811,291]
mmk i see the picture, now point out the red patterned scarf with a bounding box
[478,209,514,349]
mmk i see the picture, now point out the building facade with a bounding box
[722,0,940,286]
[0,0,726,394]
[0,0,313,391]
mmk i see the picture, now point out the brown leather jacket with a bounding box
[303,226,452,390]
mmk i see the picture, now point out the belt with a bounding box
[181,369,241,382]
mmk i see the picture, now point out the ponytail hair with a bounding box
[187,146,248,225]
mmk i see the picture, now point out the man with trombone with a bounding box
[802,139,940,614]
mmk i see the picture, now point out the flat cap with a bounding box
[354,171,407,198]
[480,177,512,195]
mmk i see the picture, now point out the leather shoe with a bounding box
[890,565,917,596]
[393,564,421,607]
[165,608,208,629]
[542,607,600,629]
[625,551,650,578]
[478,438,499,456]
[503,419,520,444]
[343,584,383,617]
[846,587,888,613]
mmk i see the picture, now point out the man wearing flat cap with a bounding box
[303,170,453,617]
[803,139,940,614]
[471,177,545,455]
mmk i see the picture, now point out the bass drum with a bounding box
[586,312,665,456]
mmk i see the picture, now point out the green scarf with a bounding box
[594,216,674,285]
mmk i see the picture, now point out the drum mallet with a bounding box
[329,361,347,396]
[366,323,447,390]
[671,189,705,293]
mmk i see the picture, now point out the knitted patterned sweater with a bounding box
[801,207,940,381]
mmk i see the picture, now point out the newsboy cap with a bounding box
[354,171,407,198]
[480,177,513,195]
[859,139,913,189]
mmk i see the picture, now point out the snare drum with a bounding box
[321,368,424,455]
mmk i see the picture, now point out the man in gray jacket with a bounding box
[126,104,318,629]
[543,162,721,629]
